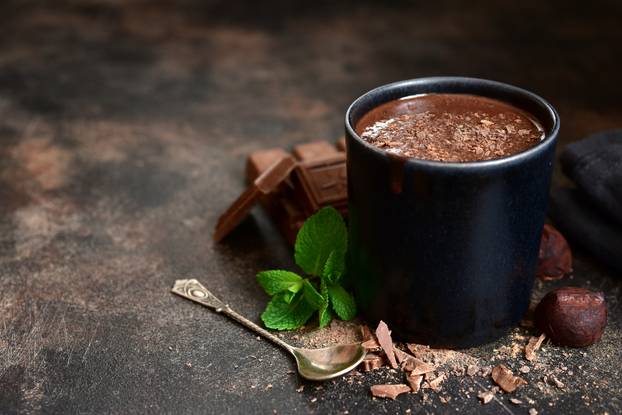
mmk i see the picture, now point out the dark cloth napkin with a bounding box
[549,130,622,273]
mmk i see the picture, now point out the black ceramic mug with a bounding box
[345,77,560,348]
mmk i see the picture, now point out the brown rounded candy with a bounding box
[536,224,572,280]
[535,287,607,347]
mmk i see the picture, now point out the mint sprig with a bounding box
[257,206,357,330]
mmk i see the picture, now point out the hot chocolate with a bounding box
[355,94,544,162]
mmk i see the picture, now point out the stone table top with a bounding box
[0,0,621,413]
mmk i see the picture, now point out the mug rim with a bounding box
[345,76,560,170]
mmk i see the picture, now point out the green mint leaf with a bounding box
[295,207,347,276]
[302,279,324,309]
[328,284,357,321]
[322,249,345,284]
[319,305,332,328]
[256,270,303,296]
[283,291,295,304]
[261,291,315,330]
[318,279,332,328]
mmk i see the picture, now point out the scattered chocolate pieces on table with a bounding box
[213,138,607,412]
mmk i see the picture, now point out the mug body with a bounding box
[345,77,560,348]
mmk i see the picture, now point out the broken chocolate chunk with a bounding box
[491,365,527,393]
[360,324,374,342]
[370,384,411,400]
[214,155,297,242]
[375,321,398,369]
[401,356,435,375]
[360,353,386,372]
[362,338,381,352]
[237,138,348,244]
[428,373,445,392]
[246,147,291,184]
[407,374,423,393]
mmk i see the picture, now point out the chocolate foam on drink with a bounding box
[355,93,545,162]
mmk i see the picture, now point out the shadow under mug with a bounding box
[345,77,560,348]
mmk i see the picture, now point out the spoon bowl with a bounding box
[292,343,366,381]
[171,279,366,381]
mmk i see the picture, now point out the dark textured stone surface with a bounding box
[0,0,621,413]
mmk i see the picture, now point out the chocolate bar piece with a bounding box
[235,138,347,244]
[213,155,297,242]
[246,147,290,184]
[336,136,346,152]
[293,140,340,161]
[292,153,348,216]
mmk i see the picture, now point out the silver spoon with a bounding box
[171,279,365,381]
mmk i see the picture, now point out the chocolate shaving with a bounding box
[428,373,446,392]
[393,347,435,374]
[402,357,436,375]
[360,353,386,372]
[360,325,374,342]
[375,321,398,369]
[491,365,527,393]
[406,343,430,359]
[407,374,423,393]
[466,364,479,376]
[525,333,546,361]
[393,347,414,363]
[370,384,411,400]
[362,339,381,352]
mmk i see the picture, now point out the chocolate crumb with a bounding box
[407,374,423,393]
[549,375,565,389]
[428,373,446,392]
[477,387,498,404]
[525,333,546,361]
[466,364,479,376]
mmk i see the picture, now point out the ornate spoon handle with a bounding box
[171,279,293,352]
